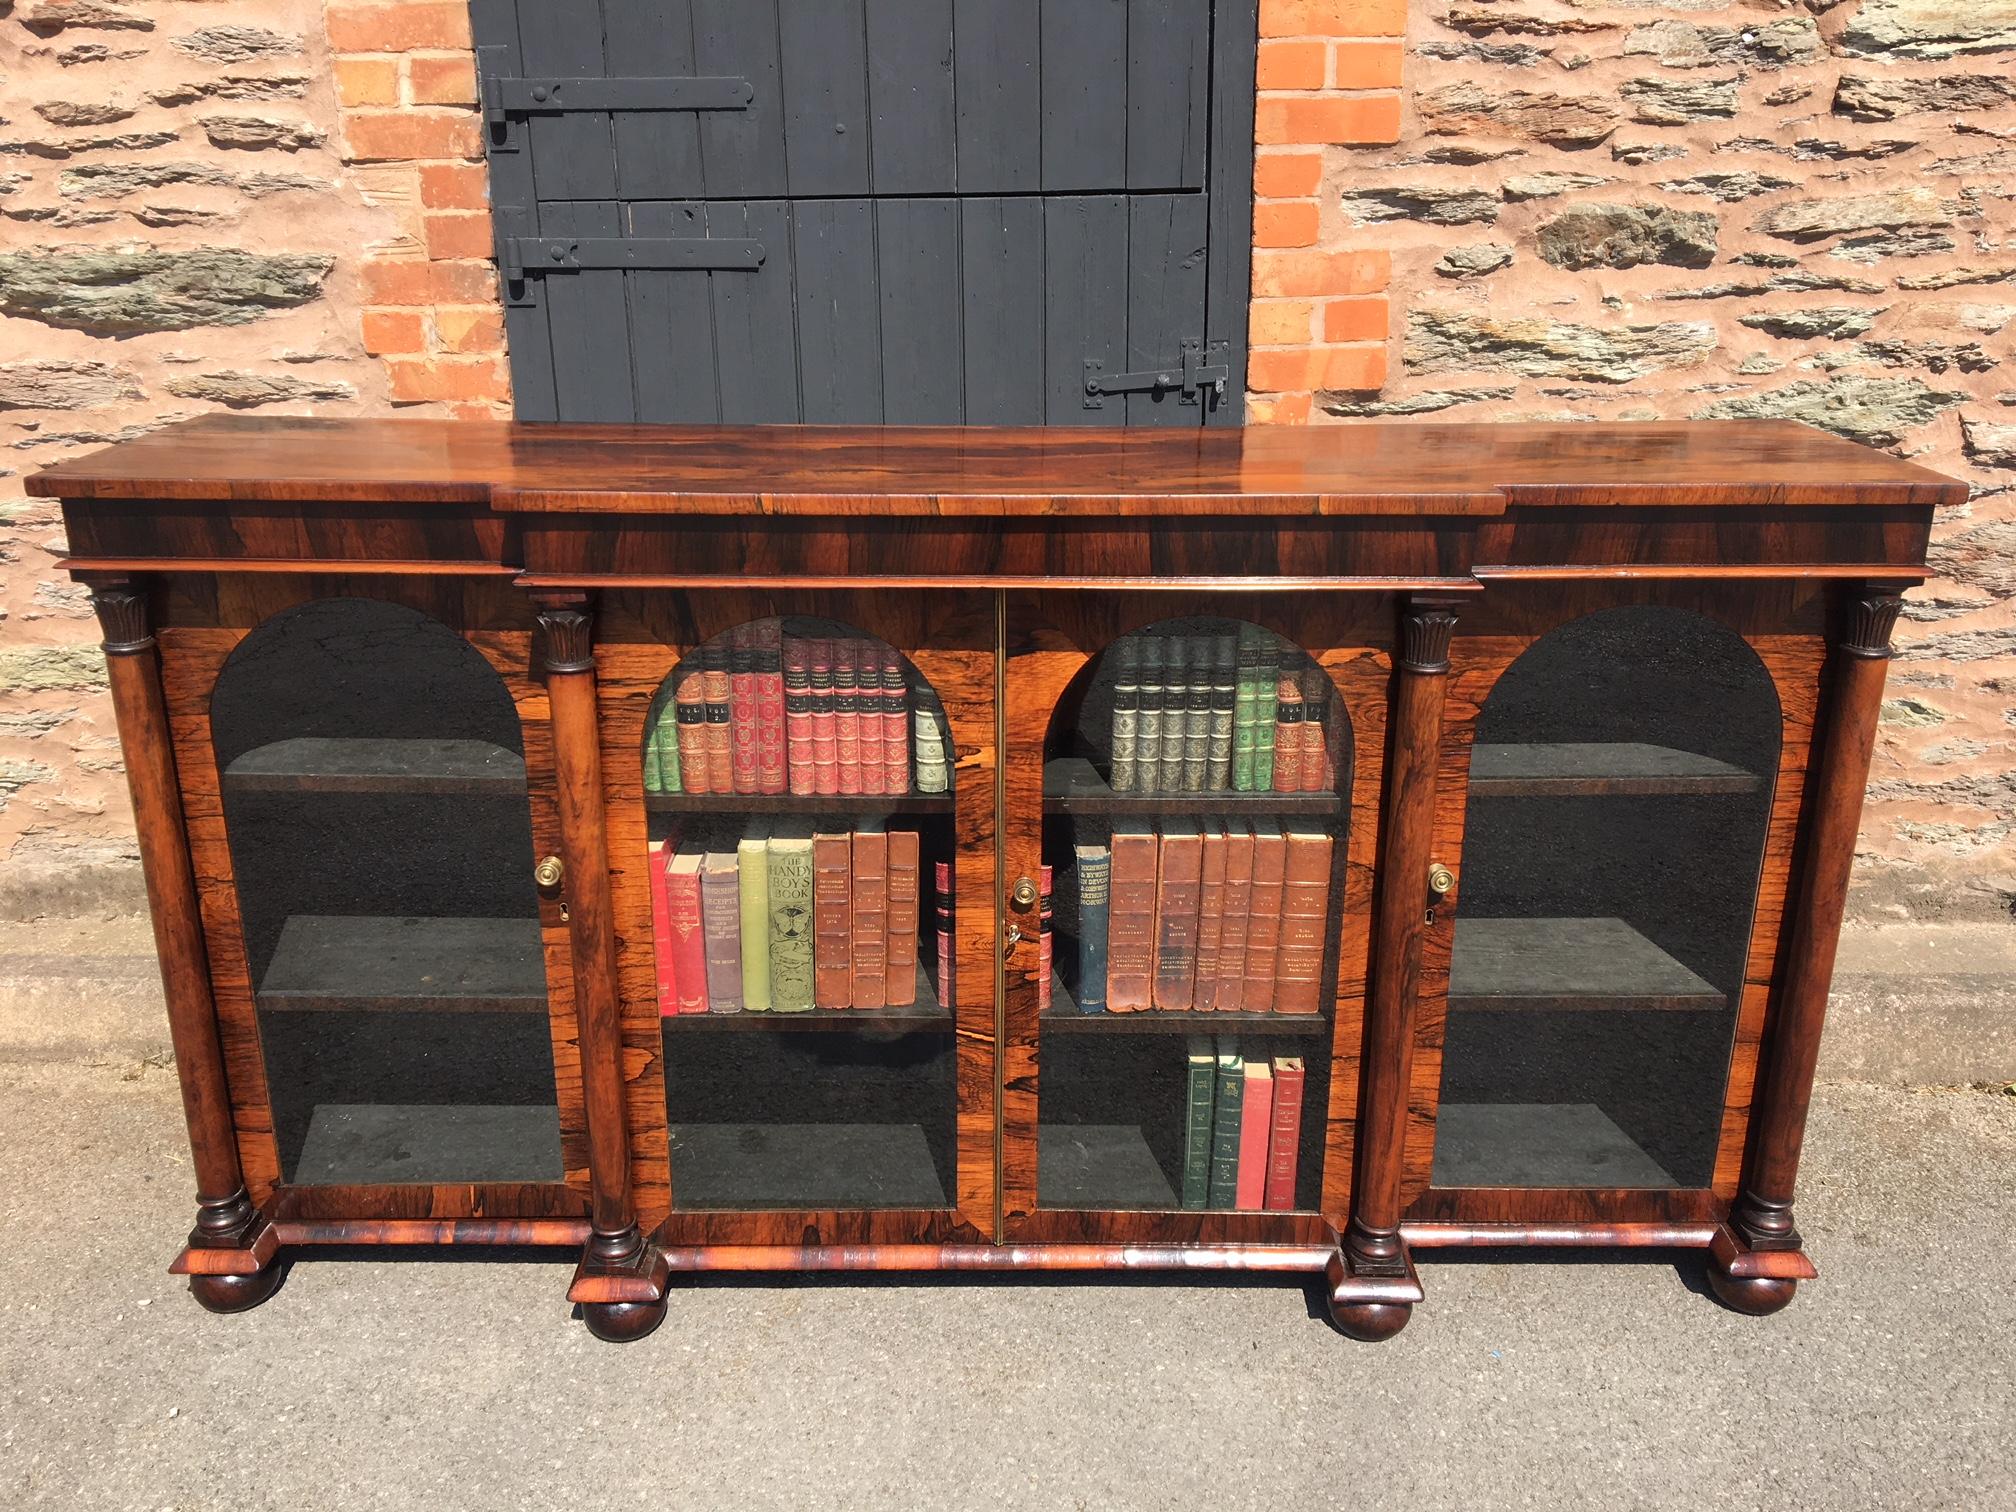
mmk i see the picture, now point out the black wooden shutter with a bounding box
[473,0,1255,426]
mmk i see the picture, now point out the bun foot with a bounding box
[188,1265,283,1314]
[582,1298,666,1344]
[1707,1267,1798,1317]
[1329,1298,1413,1341]
[1323,1248,1421,1341]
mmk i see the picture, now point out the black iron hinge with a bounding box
[496,214,765,307]
[1083,338,1229,410]
[479,57,752,154]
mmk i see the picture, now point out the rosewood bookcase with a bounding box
[29,416,1959,1342]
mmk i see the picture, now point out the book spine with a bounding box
[934,858,955,1007]
[658,698,682,793]
[1245,825,1286,1012]
[1105,825,1157,1012]
[1180,1038,1215,1210]
[1207,634,1236,791]
[1037,862,1054,1014]
[1232,633,1260,793]
[1299,667,1329,795]
[1134,639,1163,796]
[1207,1048,1245,1210]
[1235,1062,1274,1211]
[1152,824,1202,1011]
[675,676,709,795]
[756,622,787,795]
[882,658,910,796]
[666,854,708,1014]
[810,640,839,796]
[1274,830,1334,1015]
[766,834,815,1013]
[834,639,863,796]
[1192,826,1227,1012]
[886,829,920,1008]
[1252,644,1276,793]
[1215,826,1254,1013]
[913,696,950,795]
[1074,844,1110,1013]
[1182,638,1210,793]
[1159,638,1188,795]
[738,829,771,1012]
[1109,641,1139,794]
[649,837,677,1016]
[857,646,886,797]
[812,830,852,1010]
[1272,657,1304,795]
[701,853,743,1013]
[850,826,889,1010]
[784,637,815,796]
[729,627,759,795]
[702,648,735,796]
[643,703,668,794]
[1264,1058,1306,1211]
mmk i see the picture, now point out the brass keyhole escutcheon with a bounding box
[535,855,565,890]
[1011,875,1038,909]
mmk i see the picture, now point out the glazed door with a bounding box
[1001,593,1394,1240]
[593,589,996,1243]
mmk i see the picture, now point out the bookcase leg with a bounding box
[89,578,281,1314]
[1705,1224,1816,1316]
[1325,1246,1423,1342]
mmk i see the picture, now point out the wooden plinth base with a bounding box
[1324,1246,1426,1342]
[1705,1224,1816,1316]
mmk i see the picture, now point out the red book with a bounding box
[756,620,787,795]
[934,858,955,1008]
[1264,1056,1306,1211]
[1272,671,1304,794]
[1037,862,1053,1013]
[729,626,759,794]
[1152,821,1201,1011]
[812,829,852,1010]
[1275,828,1334,1015]
[649,836,678,1016]
[886,829,920,1007]
[1235,1059,1274,1211]
[1245,819,1286,1012]
[664,847,708,1014]
[1215,824,1254,1013]
[1193,825,1227,1011]
[882,658,910,795]
[1106,823,1156,1012]
[858,647,886,796]
[1299,668,1330,794]
[784,635,815,796]
[834,639,863,795]
[850,825,889,1010]
[810,640,838,796]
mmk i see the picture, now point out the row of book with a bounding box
[1107,628,1337,796]
[1186,1038,1306,1211]
[643,624,951,798]
[1070,820,1333,1014]
[647,824,953,1013]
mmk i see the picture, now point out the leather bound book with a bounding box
[810,639,839,796]
[1299,667,1330,794]
[674,675,709,795]
[1182,637,1211,793]
[812,828,853,1010]
[766,824,815,1013]
[1109,639,1140,794]
[1206,1041,1245,1210]
[1252,645,1276,794]
[1038,862,1054,1013]
[1105,821,1157,1012]
[649,836,678,1016]
[756,622,787,795]
[1234,1058,1275,1211]
[934,858,955,1007]
[783,636,815,796]
[1245,819,1286,1012]
[1152,820,1202,1011]
[1074,842,1110,1013]
[1215,822,1254,1013]
[737,823,771,1012]
[1207,634,1236,791]
[665,847,709,1014]
[1264,1056,1306,1211]
[701,850,743,1013]
[729,626,760,795]
[885,828,921,1008]
[702,646,735,796]
[850,823,889,1010]
[1193,825,1227,1012]
[644,701,673,794]
[882,658,910,796]
[914,693,950,794]
[1180,1036,1215,1210]
[1134,637,1163,797]
[1275,827,1334,1015]
[834,639,863,796]
[1232,631,1262,793]
[1272,660,1304,795]
[1160,636,1189,795]
[857,647,886,798]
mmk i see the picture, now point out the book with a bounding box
[812,828,852,1010]
[1206,1041,1245,1209]
[1299,666,1330,794]
[701,850,743,1013]
[767,825,816,1013]
[1232,631,1262,792]
[674,675,709,795]
[934,858,955,1006]
[1245,819,1286,1012]
[834,639,863,796]
[1106,821,1157,1012]
[1180,1036,1216,1210]
[1272,654,1304,795]
[1235,1059,1275,1211]
[784,635,815,796]
[1109,640,1140,793]
[702,646,735,795]
[886,828,921,1008]
[1152,820,1202,1011]
[1252,645,1276,793]
[644,699,677,794]
[913,699,949,795]
[1276,827,1334,1015]
[881,657,911,796]
[1215,822,1254,1013]
[1134,637,1163,796]
[1182,636,1211,793]
[729,625,760,794]
[810,639,838,796]
[649,836,678,1016]
[850,823,889,1009]
[756,621,787,795]
[1038,862,1054,1013]
[1264,1056,1306,1211]
[737,823,771,1012]
[1160,636,1188,794]
[664,846,708,1014]
[858,650,886,798]
[1207,634,1236,791]
[1193,825,1227,1012]
[1074,842,1111,1013]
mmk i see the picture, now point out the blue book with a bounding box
[1075,842,1110,1012]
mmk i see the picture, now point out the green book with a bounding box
[767,822,815,1013]
[1181,1036,1217,1210]
[738,822,771,1012]
[1206,1038,1245,1210]
[1233,632,1261,792]
[657,699,682,793]
[644,698,671,793]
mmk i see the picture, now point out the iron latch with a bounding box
[498,226,765,306]
[480,62,752,152]
[1083,338,1229,410]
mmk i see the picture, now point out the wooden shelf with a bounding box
[668,1122,948,1210]
[1448,917,1724,1013]
[257,915,547,1014]
[1468,742,1764,798]
[662,963,950,1032]
[1431,1102,1677,1189]
[1037,1124,1178,1211]
[294,1102,563,1186]
[1045,975,1328,1035]
[1042,756,1341,817]
[223,737,525,796]
[645,790,952,816]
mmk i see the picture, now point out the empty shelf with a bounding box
[258,915,547,1013]
[1431,1102,1677,1189]
[293,1101,562,1185]
[1468,742,1763,798]
[668,1123,947,1211]
[1448,917,1724,1012]
[1037,1124,1179,1211]
[224,737,525,796]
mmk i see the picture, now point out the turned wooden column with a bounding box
[89,578,279,1311]
[1714,583,1903,1311]
[533,595,668,1341]
[1330,594,1459,1341]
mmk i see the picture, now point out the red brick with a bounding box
[1254,151,1324,199]
[333,56,399,109]
[1251,344,1386,393]
[1259,0,1407,38]
[424,211,493,260]
[419,160,489,210]
[326,3,473,53]
[1322,295,1388,343]
[1249,299,1316,346]
[360,308,427,354]
[1332,40,1404,90]
[409,53,478,106]
[343,108,480,163]
[1256,40,1326,90]
[434,306,505,354]
[359,256,435,306]
[1251,247,1390,298]
[1253,200,1319,248]
[1248,392,1314,424]
[385,355,509,404]
[429,260,502,304]
[1255,94,1400,146]
[1318,344,1387,391]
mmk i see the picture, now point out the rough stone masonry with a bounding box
[0,0,2012,928]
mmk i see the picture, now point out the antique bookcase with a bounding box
[30,415,1958,1342]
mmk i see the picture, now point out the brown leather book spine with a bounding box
[1274,828,1334,1015]
[882,657,911,796]
[1105,823,1157,1012]
[756,620,787,795]
[1272,665,1304,794]
[810,639,839,796]
[1153,821,1202,1011]
[1245,820,1287,1012]
[674,675,709,796]
[1215,823,1254,1012]
[857,646,886,797]
[834,639,863,796]
[849,826,888,1009]
[702,646,735,795]
[885,828,920,1007]
[812,829,852,1010]
[1192,825,1227,1012]
[783,636,815,796]
[1299,667,1330,794]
